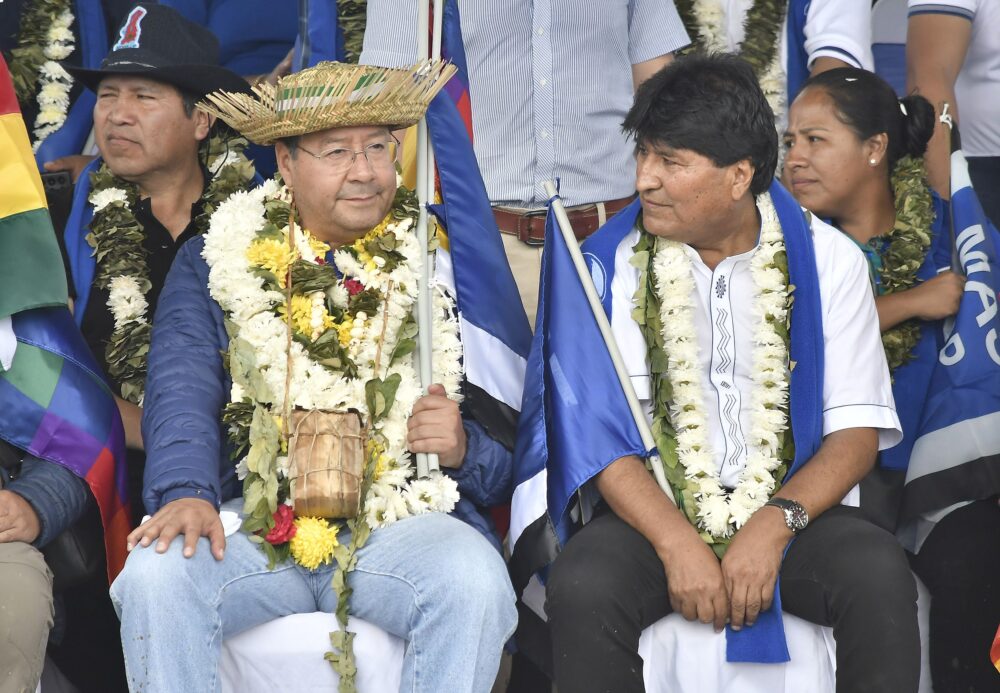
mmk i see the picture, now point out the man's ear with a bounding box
[193,109,212,142]
[275,140,294,187]
[730,159,755,200]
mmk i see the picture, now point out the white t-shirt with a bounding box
[606,201,901,505]
[721,0,875,123]
[908,0,1000,157]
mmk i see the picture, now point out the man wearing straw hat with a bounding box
[109,60,517,692]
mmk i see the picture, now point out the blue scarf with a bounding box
[63,156,103,326]
[582,179,825,663]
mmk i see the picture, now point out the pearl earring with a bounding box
[869,158,878,166]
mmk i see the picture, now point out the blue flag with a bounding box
[900,151,1000,535]
[509,198,647,563]
[425,87,531,448]
[880,193,951,472]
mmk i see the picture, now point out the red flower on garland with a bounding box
[264,504,297,545]
[344,278,365,296]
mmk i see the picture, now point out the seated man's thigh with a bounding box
[111,530,319,638]
[779,505,916,625]
[0,542,53,688]
[340,513,515,639]
[546,510,671,631]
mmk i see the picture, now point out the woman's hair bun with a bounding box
[899,94,936,158]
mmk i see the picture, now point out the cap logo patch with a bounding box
[114,7,147,51]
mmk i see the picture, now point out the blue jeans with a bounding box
[110,510,516,693]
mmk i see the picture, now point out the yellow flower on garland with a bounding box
[322,311,337,333]
[306,232,331,260]
[289,516,339,570]
[336,317,354,347]
[277,294,315,336]
[374,452,393,478]
[350,213,393,262]
[246,237,295,286]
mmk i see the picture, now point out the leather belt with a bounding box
[493,196,634,246]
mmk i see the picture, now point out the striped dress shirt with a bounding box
[360,0,690,208]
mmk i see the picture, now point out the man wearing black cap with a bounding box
[61,3,256,517]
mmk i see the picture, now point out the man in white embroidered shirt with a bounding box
[544,54,919,693]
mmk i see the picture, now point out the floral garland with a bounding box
[86,134,256,405]
[632,192,793,556]
[865,155,936,373]
[675,0,788,120]
[7,0,75,149]
[205,179,463,686]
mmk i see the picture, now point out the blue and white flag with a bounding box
[900,150,1000,540]
[508,198,648,589]
[425,90,532,448]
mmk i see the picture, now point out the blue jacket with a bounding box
[6,454,91,548]
[141,236,513,550]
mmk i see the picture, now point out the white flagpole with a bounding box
[414,1,440,477]
[542,181,676,505]
[424,2,444,475]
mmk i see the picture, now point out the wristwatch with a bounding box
[764,498,809,533]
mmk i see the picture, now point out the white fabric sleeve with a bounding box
[908,0,978,20]
[803,0,874,70]
[628,0,691,65]
[358,0,421,68]
[813,219,902,450]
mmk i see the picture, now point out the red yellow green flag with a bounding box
[0,54,68,320]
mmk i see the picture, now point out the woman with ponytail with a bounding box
[783,67,1000,693]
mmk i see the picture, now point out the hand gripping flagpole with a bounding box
[414,1,441,477]
[542,181,676,505]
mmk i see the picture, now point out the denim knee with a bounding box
[110,539,206,614]
[449,533,515,620]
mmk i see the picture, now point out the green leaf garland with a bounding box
[87,134,256,404]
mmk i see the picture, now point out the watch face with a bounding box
[787,504,808,532]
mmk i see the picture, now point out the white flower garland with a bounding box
[652,191,790,539]
[203,183,463,528]
[32,8,74,150]
[691,0,786,121]
[90,138,255,405]
[89,187,128,212]
[107,275,148,326]
[89,185,154,340]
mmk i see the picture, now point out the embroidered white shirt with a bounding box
[606,207,902,503]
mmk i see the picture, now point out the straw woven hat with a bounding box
[199,60,457,145]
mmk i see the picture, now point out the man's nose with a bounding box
[635,158,660,192]
[345,150,376,182]
[107,97,137,125]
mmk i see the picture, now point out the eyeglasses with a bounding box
[296,138,400,172]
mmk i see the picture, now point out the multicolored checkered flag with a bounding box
[0,54,129,580]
